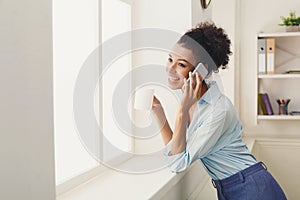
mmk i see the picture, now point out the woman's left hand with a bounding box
[180,72,203,112]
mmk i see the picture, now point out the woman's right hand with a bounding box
[152,95,163,115]
[152,96,168,123]
[180,72,202,112]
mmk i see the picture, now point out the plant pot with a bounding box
[285,25,300,32]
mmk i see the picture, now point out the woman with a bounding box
[152,22,286,200]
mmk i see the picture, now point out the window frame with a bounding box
[55,0,134,196]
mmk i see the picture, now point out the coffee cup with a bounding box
[134,88,154,111]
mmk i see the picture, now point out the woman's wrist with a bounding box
[152,104,163,115]
[175,106,190,128]
[177,105,189,115]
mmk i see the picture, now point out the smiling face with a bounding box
[166,45,197,90]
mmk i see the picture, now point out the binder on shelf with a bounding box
[261,93,274,115]
[266,38,275,74]
[257,38,266,75]
[258,93,267,115]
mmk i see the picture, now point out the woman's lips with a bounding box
[168,76,180,81]
[168,76,180,85]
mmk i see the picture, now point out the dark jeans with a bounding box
[212,162,287,200]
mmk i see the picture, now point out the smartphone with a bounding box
[186,63,208,83]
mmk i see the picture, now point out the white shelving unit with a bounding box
[257,115,300,120]
[258,74,300,79]
[258,32,300,38]
[256,32,300,122]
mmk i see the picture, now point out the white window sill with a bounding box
[56,138,256,200]
[56,157,192,200]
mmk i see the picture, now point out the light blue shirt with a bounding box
[164,81,257,180]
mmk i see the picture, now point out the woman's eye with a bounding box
[167,57,173,62]
[178,63,186,68]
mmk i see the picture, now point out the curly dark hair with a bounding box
[177,22,232,73]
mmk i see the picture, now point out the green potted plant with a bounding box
[279,11,300,32]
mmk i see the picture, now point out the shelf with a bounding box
[256,33,300,124]
[258,74,300,79]
[258,32,300,38]
[257,115,300,120]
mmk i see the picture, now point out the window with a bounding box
[101,0,132,162]
[53,0,132,194]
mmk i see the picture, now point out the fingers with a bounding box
[180,72,203,109]
[189,72,195,89]
[194,73,202,96]
[182,77,188,94]
[152,95,163,112]
[184,77,188,90]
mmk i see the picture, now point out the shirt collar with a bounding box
[198,81,223,105]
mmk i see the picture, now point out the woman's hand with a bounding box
[152,95,168,126]
[152,95,164,116]
[180,72,203,112]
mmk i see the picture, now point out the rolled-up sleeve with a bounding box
[164,109,228,173]
[163,139,191,173]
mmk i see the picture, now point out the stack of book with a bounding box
[258,93,274,115]
[290,111,300,115]
[285,70,300,74]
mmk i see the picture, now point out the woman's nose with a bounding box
[167,63,176,73]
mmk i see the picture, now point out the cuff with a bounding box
[163,139,187,173]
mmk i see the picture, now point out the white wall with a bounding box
[0,0,55,200]
[132,0,191,32]
[192,0,212,26]
[211,0,238,107]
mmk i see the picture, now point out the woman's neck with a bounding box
[199,81,208,99]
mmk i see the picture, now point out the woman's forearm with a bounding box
[153,109,173,145]
[170,106,189,155]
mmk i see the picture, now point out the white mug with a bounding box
[134,88,154,111]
